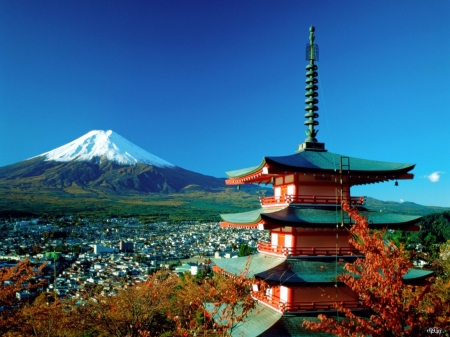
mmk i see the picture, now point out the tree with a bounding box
[18,294,92,337]
[169,268,256,337]
[303,200,450,336]
[417,212,450,244]
[238,243,253,257]
[0,259,46,335]
[86,270,178,337]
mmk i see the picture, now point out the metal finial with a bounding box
[306,26,319,62]
[304,26,319,142]
[297,26,326,152]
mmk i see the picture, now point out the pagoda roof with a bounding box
[221,206,421,230]
[213,254,433,284]
[213,253,285,278]
[205,302,338,337]
[204,302,284,337]
[258,259,433,284]
[226,150,415,179]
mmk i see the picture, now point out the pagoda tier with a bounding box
[212,255,433,315]
[220,205,421,230]
[220,205,420,258]
[225,151,414,187]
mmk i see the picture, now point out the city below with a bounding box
[1,216,269,300]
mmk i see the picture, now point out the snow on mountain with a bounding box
[33,130,174,167]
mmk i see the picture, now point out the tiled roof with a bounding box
[220,207,285,225]
[226,150,414,178]
[256,259,346,284]
[205,301,340,336]
[403,268,434,280]
[214,254,433,283]
[221,206,421,228]
[205,302,282,337]
[213,254,285,278]
[259,313,341,337]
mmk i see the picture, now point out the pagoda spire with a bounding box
[298,26,326,152]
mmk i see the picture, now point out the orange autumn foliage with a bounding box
[87,270,178,337]
[303,200,450,337]
[173,270,256,337]
[0,259,46,335]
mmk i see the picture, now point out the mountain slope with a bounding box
[0,130,227,195]
[0,157,226,195]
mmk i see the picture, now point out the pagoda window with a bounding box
[284,234,293,248]
[274,187,281,201]
[280,286,288,304]
[287,184,295,196]
[266,287,272,298]
[275,177,283,185]
[271,233,278,248]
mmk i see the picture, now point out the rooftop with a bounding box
[213,254,433,284]
[226,151,415,183]
[221,206,421,229]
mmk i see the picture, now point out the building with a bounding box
[211,26,433,336]
[93,244,116,254]
[119,240,134,253]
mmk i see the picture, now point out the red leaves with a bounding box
[303,201,450,336]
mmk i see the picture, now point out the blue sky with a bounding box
[1,1,449,207]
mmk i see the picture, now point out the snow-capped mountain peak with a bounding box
[33,130,174,167]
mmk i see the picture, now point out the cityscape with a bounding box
[1,215,269,302]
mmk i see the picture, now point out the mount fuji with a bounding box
[33,130,175,167]
[0,130,226,194]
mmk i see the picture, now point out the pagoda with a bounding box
[211,26,432,337]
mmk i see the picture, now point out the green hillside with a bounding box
[0,186,267,221]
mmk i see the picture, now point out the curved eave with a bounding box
[349,173,414,187]
[214,255,433,285]
[220,207,286,226]
[220,221,259,229]
[261,207,421,230]
[225,167,272,185]
[259,264,434,284]
[226,162,266,179]
[212,254,285,278]
[225,151,415,184]
[221,206,421,231]
[265,151,415,176]
[403,268,434,281]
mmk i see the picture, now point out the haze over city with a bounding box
[1,1,449,207]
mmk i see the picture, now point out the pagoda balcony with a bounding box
[259,195,365,207]
[257,241,360,257]
[252,292,364,313]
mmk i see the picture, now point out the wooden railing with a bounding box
[257,241,360,257]
[284,300,363,312]
[260,195,365,206]
[252,292,364,312]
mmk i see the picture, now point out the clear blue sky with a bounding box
[1,1,449,207]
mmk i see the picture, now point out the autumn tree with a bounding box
[0,261,257,336]
[86,270,178,337]
[17,293,93,337]
[171,270,256,337]
[0,259,46,335]
[303,200,450,336]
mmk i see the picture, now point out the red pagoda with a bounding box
[211,26,432,337]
